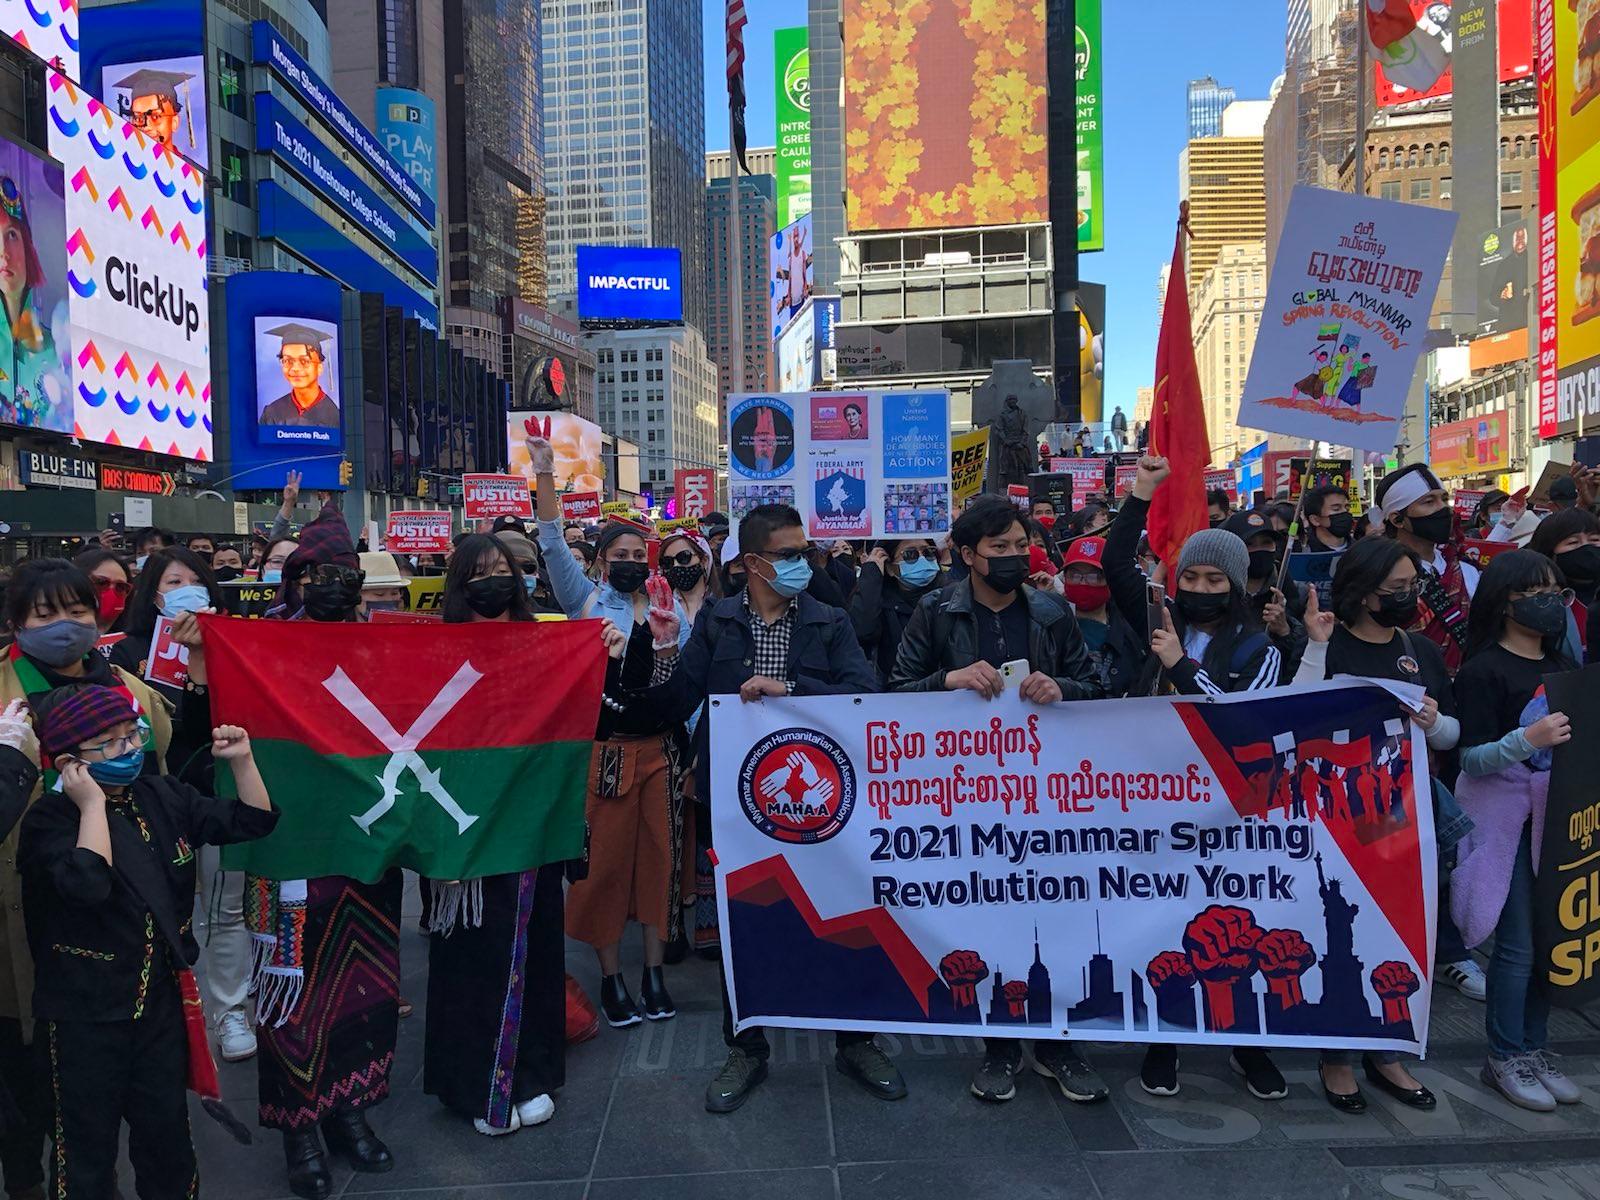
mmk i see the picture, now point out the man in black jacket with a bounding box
[643,504,906,1115]
[887,495,1109,1106]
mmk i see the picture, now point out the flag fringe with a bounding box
[424,879,484,937]
[255,968,305,1029]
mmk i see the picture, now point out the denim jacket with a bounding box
[536,518,691,649]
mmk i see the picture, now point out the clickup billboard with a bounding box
[575,245,683,323]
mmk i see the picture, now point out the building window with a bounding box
[1410,179,1431,201]
[1500,171,1523,195]
[217,50,247,118]
[1380,181,1402,202]
[218,140,250,205]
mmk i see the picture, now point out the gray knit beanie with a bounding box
[1176,528,1249,595]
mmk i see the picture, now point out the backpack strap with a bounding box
[1227,629,1270,682]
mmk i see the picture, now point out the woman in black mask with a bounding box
[849,538,946,683]
[659,531,716,625]
[1529,508,1600,664]
[423,534,568,1137]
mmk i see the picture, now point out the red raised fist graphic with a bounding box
[1255,929,1316,1010]
[1371,960,1420,1025]
[939,950,989,1011]
[1183,905,1263,1031]
[1146,950,1195,994]
[1002,980,1029,1020]
[523,415,551,440]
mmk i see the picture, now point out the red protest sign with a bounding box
[144,617,189,688]
[561,491,601,522]
[369,609,443,625]
[386,510,453,554]
[1203,468,1238,503]
[675,469,714,520]
[462,474,533,520]
[1006,484,1030,511]
[1462,538,1517,570]
[1453,488,1489,521]
[1114,462,1139,498]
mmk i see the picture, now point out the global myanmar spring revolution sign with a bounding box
[712,682,1437,1051]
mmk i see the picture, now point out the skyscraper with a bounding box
[806,0,844,294]
[1183,101,1268,295]
[706,173,777,404]
[1188,76,1237,138]
[542,0,707,334]
[1192,243,1268,465]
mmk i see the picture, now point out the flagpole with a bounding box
[1355,8,1368,198]
[728,112,744,398]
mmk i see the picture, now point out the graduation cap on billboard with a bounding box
[267,323,333,361]
[112,67,195,150]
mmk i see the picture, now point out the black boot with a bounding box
[663,927,690,965]
[600,973,642,1027]
[282,1129,333,1200]
[640,965,676,1020]
[322,1107,394,1173]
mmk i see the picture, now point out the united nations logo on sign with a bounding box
[738,727,855,844]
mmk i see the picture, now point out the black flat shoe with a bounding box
[282,1129,333,1199]
[322,1108,394,1173]
[1363,1057,1436,1109]
[600,973,642,1027]
[640,965,676,1020]
[663,929,690,965]
[1318,1066,1367,1114]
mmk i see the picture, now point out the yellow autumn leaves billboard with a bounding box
[844,0,1049,232]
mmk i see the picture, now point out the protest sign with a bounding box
[1286,550,1343,607]
[1114,461,1139,499]
[386,510,452,554]
[1204,469,1238,504]
[1452,488,1490,521]
[562,492,602,522]
[1239,187,1456,452]
[462,474,533,520]
[1537,664,1600,1007]
[1006,485,1030,511]
[712,683,1436,1052]
[601,501,636,518]
[1030,474,1072,518]
[1047,458,1107,509]
[1460,538,1518,570]
[951,428,989,507]
[143,617,190,688]
[406,576,446,614]
[728,390,953,540]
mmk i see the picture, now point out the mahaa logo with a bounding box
[738,726,855,845]
[1075,24,1091,81]
[784,47,810,113]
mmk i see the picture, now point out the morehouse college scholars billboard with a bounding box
[575,245,683,323]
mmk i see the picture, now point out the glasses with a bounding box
[79,731,142,758]
[1376,584,1421,603]
[662,550,699,568]
[92,577,131,597]
[897,548,930,564]
[1064,568,1106,585]
[308,565,363,588]
[279,353,320,369]
[753,545,812,564]
[1513,587,1576,604]
[128,105,170,129]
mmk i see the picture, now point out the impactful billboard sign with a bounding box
[1538,0,1600,438]
[375,86,437,203]
[727,389,953,538]
[251,21,434,227]
[1076,0,1105,252]
[1376,0,1535,107]
[79,0,208,171]
[574,245,683,323]
[0,132,69,437]
[47,71,212,459]
[843,0,1048,232]
[774,26,811,229]
[770,213,815,341]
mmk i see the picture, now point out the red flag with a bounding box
[1147,206,1210,572]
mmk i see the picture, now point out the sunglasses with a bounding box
[753,546,812,564]
[92,577,132,597]
[897,548,931,564]
[308,565,363,588]
[662,550,700,568]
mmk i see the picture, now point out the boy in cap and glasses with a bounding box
[260,324,339,428]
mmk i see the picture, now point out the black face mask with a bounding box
[1556,545,1600,591]
[213,566,241,583]
[664,563,704,592]
[1175,588,1231,625]
[464,575,517,618]
[1208,516,1225,528]
[1247,550,1277,580]
[1510,592,1568,638]
[723,570,746,595]
[978,553,1029,595]
[607,561,648,595]
[302,580,362,621]
[1370,591,1420,628]
[1325,511,1355,539]
[1406,508,1454,544]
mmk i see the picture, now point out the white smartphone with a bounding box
[999,659,1030,687]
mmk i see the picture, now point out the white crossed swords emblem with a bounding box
[323,661,483,835]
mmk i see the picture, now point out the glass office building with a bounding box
[1188,76,1237,139]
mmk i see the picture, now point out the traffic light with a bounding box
[338,458,353,486]
[417,475,430,498]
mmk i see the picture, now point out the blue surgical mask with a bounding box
[134,554,149,571]
[900,558,939,588]
[769,558,812,599]
[523,575,539,593]
[159,584,210,618]
[262,569,283,585]
[85,747,145,787]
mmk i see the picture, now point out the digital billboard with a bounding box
[507,411,605,493]
[1375,0,1535,107]
[80,0,209,171]
[375,87,438,203]
[0,133,69,436]
[0,0,79,78]
[777,298,819,392]
[575,245,683,323]
[47,69,212,460]
[1075,0,1104,252]
[770,213,814,341]
[843,0,1048,232]
[1476,218,1530,336]
[253,316,341,446]
[1538,0,1600,437]
[774,27,811,228]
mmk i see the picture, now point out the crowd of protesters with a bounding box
[0,447,1594,1197]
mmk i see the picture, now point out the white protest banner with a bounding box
[727,390,952,539]
[385,510,452,554]
[1238,186,1456,452]
[712,683,1435,1052]
[462,473,533,520]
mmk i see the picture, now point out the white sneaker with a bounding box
[216,1010,256,1062]
[1481,1055,1556,1112]
[1439,959,1488,1001]
[1526,1050,1583,1105]
[474,1109,522,1136]
[516,1094,556,1126]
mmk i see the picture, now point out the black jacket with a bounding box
[18,769,277,1022]
[847,562,946,683]
[1078,604,1150,699]
[639,591,879,799]
[887,578,1104,700]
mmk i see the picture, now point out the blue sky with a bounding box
[701,0,1285,408]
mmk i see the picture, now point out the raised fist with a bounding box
[1145,950,1195,994]
[1255,929,1316,1010]
[1002,980,1029,1020]
[1184,905,1263,1031]
[939,949,989,1011]
[523,415,554,475]
[1371,960,1421,1025]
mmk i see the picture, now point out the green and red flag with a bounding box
[201,616,605,883]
